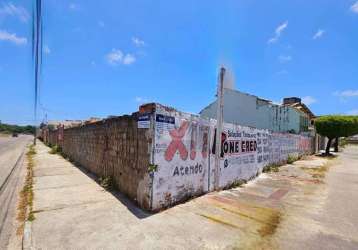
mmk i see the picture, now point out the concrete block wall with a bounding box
[42,115,153,210]
[47,129,59,146]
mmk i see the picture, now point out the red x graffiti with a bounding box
[165,121,189,161]
[201,131,208,158]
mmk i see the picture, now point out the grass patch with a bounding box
[263,163,281,173]
[17,144,36,235]
[49,145,61,154]
[287,154,300,164]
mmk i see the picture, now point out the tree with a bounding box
[0,123,35,135]
[315,115,358,155]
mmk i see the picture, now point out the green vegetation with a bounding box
[49,145,62,154]
[263,163,280,173]
[0,122,35,135]
[224,179,247,190]
[99,176,114,190]
[17,145,36,234]
[287,154,300,164]
[315,115,358,155]
[148,164,158,172]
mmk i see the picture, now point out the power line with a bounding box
[33,0,42,145]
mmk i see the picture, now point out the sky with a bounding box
[0,0,358,125]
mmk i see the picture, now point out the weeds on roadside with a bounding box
[28,144,36,156]
[49,145,61,154]
[17,144,36,235]
[287,154,300,164]
[224,179,247,190]
[263,163,280,173]
[99,176,113,191]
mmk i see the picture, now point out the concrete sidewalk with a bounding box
[25,141,352,249]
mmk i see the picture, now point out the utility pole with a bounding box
[33,0,42,145]
[214,67,225,190]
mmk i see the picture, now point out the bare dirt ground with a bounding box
[25,142,358,249]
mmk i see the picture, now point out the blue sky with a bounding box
[1,0,358,125]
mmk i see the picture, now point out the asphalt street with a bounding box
[0,135,32,250]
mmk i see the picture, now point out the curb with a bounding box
[22,221,33,250]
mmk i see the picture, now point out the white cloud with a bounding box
[44,45,51,54]
[351,1,358,13]
[123,54,136,65]
[106,49,136,66]
[132,37,145,47]
[134,97,149,103]
[347,109,358,115]
[313,29,325,40]
[268,21,288,44]
[334,90,358,97]
[106,49,123,65]
[0,30,27,45]
[0,2,29,22]
[278,55,292,63]
[302,96,317,105]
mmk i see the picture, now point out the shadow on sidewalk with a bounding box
[65,159,153,219]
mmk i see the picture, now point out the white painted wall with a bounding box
[150,104,314,210]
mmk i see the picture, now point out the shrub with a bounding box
[49,145,61,154]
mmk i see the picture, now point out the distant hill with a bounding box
[0,123,35,134]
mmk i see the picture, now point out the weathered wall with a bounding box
[150,105,211,209]
[200,88,310,134]
[151,104,314,210]
[43,115,153,210]
[41,103,314,211]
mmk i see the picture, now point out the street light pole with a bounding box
[214,67,225,190]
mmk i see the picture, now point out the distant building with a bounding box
[47,120,83,129]
[199,88,314,134]
[282,97,316,131]
[84,117,101,125]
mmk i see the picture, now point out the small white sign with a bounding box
[138,114,150,128]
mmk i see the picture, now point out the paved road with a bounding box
[0,135,32,250]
